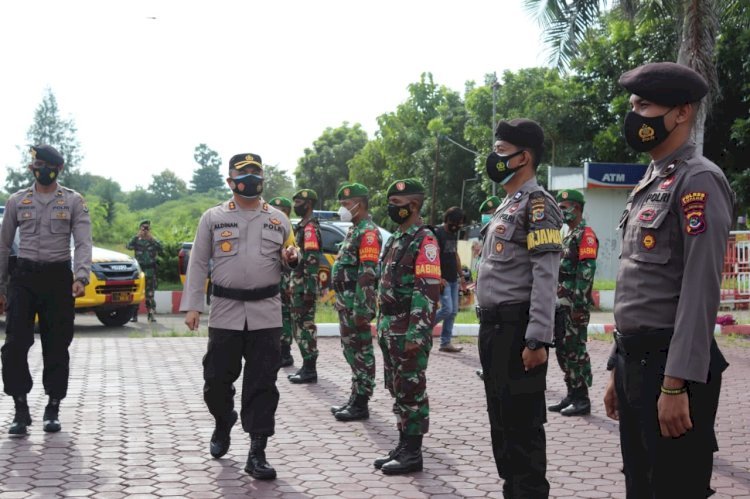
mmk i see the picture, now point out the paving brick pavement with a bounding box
[0,326,748,498]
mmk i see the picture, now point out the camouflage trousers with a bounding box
[291,294,318,361]
[144,270,157,312]
[554,308,592,390]
[280,275,293,348]
[377,327,432,436]
[337,307,375,398]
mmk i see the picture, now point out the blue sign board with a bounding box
[586,162,648,189]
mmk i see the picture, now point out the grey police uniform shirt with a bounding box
[476,177,563,344]
[0,185,92,295]
[613,141,734,383]
[180,198,294,331]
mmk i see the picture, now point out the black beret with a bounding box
[30,144,64,166]
[229,153,263,173]
[495,119,544,152]
[619,62,708,106]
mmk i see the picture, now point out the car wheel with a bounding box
[96,306,137,327]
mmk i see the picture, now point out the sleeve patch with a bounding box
[303,224,320,250]
[359,230,381,263]
[527,228,562,251]
[681,191,707,236]
[415,236,441,279]
[579,228,598,260]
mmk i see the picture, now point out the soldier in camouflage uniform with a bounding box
[329,183,382,421]
[374,178,441,476]
[269,197,295,368]
[288,189,321,384]
[549,189,597,417]
[127,220,163,323]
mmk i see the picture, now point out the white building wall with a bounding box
[582,189,630,281]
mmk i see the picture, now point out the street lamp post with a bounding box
[460,176,479,210]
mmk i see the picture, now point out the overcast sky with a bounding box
[0,0,546,191]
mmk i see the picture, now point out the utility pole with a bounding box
[491,73,500,196]
[431,134,440,225]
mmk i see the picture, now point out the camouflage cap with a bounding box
[337,182,369,200]
[479,196,502,213]
[269,196,292,209]
[556,189,585,205]
[228,153,263,173]
[619,62,708,106]
[293,188,318,201]
[30,144,64,166]
[386,178,425,197]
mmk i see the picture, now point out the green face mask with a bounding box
[562,207,577,223]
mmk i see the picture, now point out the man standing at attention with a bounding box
[476,119,562,498]
[127,219,163,323]
[604,62,733,498]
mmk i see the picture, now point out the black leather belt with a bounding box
[16,258,71,273]
[212,283,279,301]
[475,302,530,323]
[614,329,673,358]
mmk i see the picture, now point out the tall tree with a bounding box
[295,123,368,209]
[149,170,188,203]
[5,88,84,193]
[524,0,746,152]
[262,164,295,200]
[190,143,225,193]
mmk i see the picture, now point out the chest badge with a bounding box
[638,209,656,222]
[508,203,520,213]
[660,176,676,189]
[21,199,32,205]
[495,242,504,253]
[220,230,232,238]
[220,241,233,252]
[642,233,656,250]
[495,225,506,235]
[269,217,281,225]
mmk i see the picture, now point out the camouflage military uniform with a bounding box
[556,219,597,391]
[377,224,441,435]
[332,219,382,398]
[280,264,293,350]
[127,236,163,313]
[291,218,321,361]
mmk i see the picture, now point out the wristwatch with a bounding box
[525,339,548,351]
[76,277,89,286]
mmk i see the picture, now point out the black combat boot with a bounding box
[330,392,356,415]
[280,344,294,368]
[548,389,573,412]
[334,394,369,421]
[374,430,405,469]
[147,310,157,323]
[288,358,317,384]
[381,434,423,475]
[209,410,238,458]
[245,435,277,480]
[8,396,31,437]
[561,386,591,416]
[43,398,62,433]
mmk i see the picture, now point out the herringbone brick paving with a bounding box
[0,329,748,498]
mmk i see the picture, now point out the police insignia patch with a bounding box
[220,230,232,237]
[21,199,32,205]
[660,176,676,189]
[509,203,520,213]
[220,241,233,252]
[642,233,656,250]
[561,191,568,199]
[638,208,656,222]
[681,192,707,236]
[22,212,31,219]
[396,181,406,191]
[638,124,655,143]
[301,191,308,198]
[343,188,350,196]
[270,217,281,225]
[229,201,236,210]
[274,199,281,205]
[495,225,506,235]
[532,207,545,221]
[495,242,504,253]
[424,243,438,262]
[56,199,65,205]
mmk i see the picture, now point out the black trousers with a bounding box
[479,303,550,499]
[2,263,74,399]
[203,326,281,436]
[615,337,727,499]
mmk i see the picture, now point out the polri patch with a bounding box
[638,208,656,222]
[642,233,656,250]
[681,191,707,236]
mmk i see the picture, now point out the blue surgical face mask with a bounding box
[481,214,492,225]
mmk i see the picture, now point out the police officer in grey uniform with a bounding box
[476,119,562,498]
[603,62,734,498]
[181,152,298,480]
[0,144,92,436]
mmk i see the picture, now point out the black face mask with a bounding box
[485,149,525,184]
[229,173,263,199]
[623,109,676,152]
[293,203,309,217]
[33,166,60,186]
[388,203,412,224]
[447,223,461,233]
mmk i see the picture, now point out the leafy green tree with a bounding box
[5,88,84,192]
[262,164,294,200]
[295,122,368,209]
[127,187,160,211]
[190,143,225,193]
[149,170,188,203]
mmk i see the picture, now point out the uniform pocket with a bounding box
[50,211,71,233]
[213,227,239,258]
[487,231,516,263]
[629,207,672,265]
[260,229,283,259]
[17,209,37,234]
